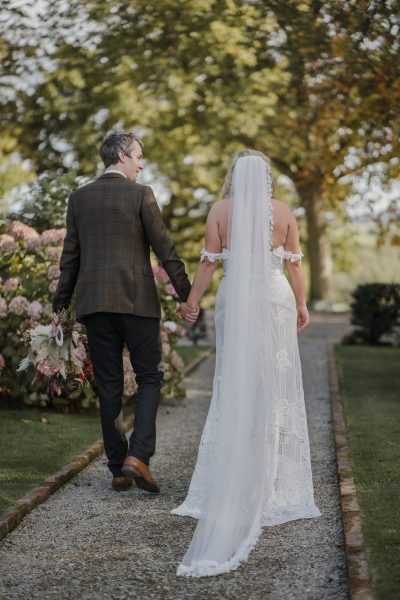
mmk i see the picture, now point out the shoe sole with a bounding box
[112,485,132,492]
[121,465,160,494]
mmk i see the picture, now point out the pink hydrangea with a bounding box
[47,265,61,280]
[40,228,66,246]
[6,220,40,242]
[0,353,5,373]
[152,265,169,284]
[48,279,59,294]
[25,237,40,251]
[43,303,54,318]
[8,295,29,316]
[162,341,171,356]
[0,296,7,318]
[174,324,186,337]
[0,234,17,253]
[45,246,63,260]
[123,352,138,397]
[164,283,178,297]
[161,328,169,343]
[3,277,20,292]
[170,350,184,371]
[28,300,43,321]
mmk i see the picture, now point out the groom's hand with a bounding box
[177,302,200,326]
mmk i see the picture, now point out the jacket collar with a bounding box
[97,172,126,180]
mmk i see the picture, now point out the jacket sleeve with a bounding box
[140,186,191,302]
[52,195,80,312]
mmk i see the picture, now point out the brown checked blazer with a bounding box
[52,172,191,321]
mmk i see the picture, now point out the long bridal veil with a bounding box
[177,155,278,577]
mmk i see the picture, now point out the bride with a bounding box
[175,149,321,577]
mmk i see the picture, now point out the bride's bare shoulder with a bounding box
[272,197,291,212]
[208,198,229,219]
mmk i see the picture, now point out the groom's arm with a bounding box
[52,195,80,312]
[140,186,191,302]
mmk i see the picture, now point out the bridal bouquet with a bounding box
[17,308,92,396]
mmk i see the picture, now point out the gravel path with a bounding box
[0,314,351,600]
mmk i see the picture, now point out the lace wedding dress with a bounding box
[172,155,321,577]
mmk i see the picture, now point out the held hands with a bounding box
[177,302,200,326]
[297,304,309,332]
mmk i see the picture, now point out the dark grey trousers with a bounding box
[84,312,163,477]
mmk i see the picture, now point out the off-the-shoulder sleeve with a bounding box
[200,248,223,262]
[272,246,304,263]
[284,249,304,262]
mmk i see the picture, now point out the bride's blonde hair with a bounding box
[221,149,272,198]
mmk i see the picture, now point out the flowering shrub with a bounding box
[0,219,187,410]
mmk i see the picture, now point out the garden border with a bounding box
[0,348,213,542]
[327,344,374,600]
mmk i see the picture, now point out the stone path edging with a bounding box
[328,344,374,600]
[0,349,212,542]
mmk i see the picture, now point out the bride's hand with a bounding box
[297,305,309,331]
[177,302,200,325]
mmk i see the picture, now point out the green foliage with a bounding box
[1,0,399,299]
[9,171,90,232]
[350,283,400,345]
[0,218,187,410]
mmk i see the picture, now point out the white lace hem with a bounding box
[171,502,321,525]
[177,519,263,577]
[175,503,321,577]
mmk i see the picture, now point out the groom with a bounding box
[53,131,198,494]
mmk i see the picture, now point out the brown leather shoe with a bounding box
[112,475,133,492]
[121,456,160,494]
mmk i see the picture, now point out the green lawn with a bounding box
[0,349,208,516]
[176,345,211,366]
[335,345,400,600]
[0,409,105,514]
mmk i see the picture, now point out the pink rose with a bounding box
[0,353,5,373]
[73,342,87,362]
[37,359,60,377]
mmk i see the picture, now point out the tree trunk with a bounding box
[298,182,333,301]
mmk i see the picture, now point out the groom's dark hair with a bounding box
[100,131,144,167]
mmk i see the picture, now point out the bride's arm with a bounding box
[284,211,309,331]
[186,205,221,310]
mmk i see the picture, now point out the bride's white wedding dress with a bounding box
[172,245,321,526]
[172,155,321,577]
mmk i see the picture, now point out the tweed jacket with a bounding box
[52,172,191,321]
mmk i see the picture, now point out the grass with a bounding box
[0,348,208,516]
[176,344,211,366]
[0,409,105,514]
[334,345,400,600]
